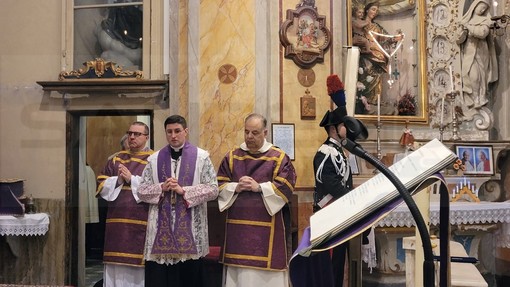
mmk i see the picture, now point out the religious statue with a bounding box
[354,2,404,115]
[95,5,143,69]
[456,0,498,110]
[352,3,370,54]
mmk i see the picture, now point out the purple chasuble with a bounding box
[151,142,198,256]
[217,146,297,270]
[100,150,153,267]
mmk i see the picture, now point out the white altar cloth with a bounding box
[376,201,510,227]
[0,213,50,236]
[376,201,510,248]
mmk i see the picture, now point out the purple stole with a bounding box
[151,142,198,256]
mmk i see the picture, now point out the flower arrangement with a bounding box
[446,158,466,175]
[397,89,417,116]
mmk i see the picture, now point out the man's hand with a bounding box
[235,176,261,193]
[118,164,132,184]
[162,177,184,195]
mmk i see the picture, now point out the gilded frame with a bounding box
[347,0,428,124]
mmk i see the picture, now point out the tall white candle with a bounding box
[377,94,381,123]
[449,66,454,92]
[345,47,360,116]
[493,1,498,17]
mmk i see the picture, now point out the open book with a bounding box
[309,138,457,246]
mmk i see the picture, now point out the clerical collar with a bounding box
[240,139,272,153]
[170,145,183,160]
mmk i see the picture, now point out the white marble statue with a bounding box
[96,27,142,69]
[457,0,498,109]
[95,5,143,70]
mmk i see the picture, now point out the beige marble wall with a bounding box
[194,0,257,166]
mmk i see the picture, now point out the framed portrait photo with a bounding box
[455,145,494,175]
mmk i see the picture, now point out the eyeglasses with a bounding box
[126,131,148,137]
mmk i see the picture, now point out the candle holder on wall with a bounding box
[447,91,461,141]
[439,124,446,142]
[437,96,448,143]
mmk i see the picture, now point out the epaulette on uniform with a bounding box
[318,144,339,157]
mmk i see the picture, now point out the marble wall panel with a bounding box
[198,0,257,166]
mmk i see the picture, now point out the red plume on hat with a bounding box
[321,74,369,140]
[326,74,345,107]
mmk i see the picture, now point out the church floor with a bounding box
[83,260,510,287]
[362,270,509,287]
[84,258,222,287]
[85,259,102,287]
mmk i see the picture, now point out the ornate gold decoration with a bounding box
[59,58,143,80]
[218,64,237,84]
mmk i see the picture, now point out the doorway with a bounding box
[65,110,153,287]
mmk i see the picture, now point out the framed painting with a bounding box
[455,145,494,175]
[347,0,428,123]
[279,3,332,69]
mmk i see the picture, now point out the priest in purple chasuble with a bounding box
[217,113,297,287]
[137,115,218,287]
[96,121,153,287]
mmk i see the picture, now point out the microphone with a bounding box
[343,116,368,142]
[340,138,366,158]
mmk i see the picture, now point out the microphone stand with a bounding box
[341,138,435,287]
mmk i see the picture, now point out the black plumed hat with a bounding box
[319,106,347,127]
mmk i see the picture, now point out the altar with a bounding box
[0,213,50,259]
[0,213,50,237]
[368,201,510,282]
[377,201,510,231]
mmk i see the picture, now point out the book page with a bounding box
[309,139,456,244]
